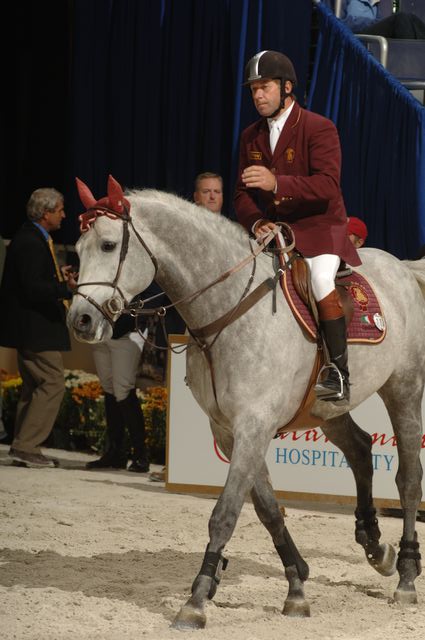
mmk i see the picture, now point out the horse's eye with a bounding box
[101,241,116,252]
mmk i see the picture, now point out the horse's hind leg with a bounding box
[322,414,397,577]
[379,381,423,604]
[250,463,310,617]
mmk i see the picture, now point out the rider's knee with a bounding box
[311,271,335,301]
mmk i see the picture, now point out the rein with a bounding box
[125,224,295,356]
[75,206,295,355]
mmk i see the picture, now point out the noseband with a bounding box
[75,205,158,327]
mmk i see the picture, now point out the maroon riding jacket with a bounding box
[234,101,361,267]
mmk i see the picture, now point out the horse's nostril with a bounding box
[78,314,92,328]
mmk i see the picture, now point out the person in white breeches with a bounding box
[87,305,149,473]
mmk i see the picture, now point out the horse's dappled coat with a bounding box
[68,179,425,628]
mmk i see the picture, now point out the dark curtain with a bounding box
[0,1,72,242]
[68,0,312,240]
[0,0,312,244]
[308,3,425,259]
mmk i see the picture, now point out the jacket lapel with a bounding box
[273,102,301,163]
[253,120,271,162]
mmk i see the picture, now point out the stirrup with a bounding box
[314,362,346,402]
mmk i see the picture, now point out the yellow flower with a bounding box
[1,376,22,389]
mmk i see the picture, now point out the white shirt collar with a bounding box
[267,100,295,133]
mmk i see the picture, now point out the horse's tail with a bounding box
[405,259,425,298]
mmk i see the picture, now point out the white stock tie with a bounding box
[269,121,280,154]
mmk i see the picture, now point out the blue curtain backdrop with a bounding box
[0,0,313,244]
[66,0,312,241]
[308,3,425,259]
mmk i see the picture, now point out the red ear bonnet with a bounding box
[107,174,127,213]
[75,177,97,209]
[75,175,131,232]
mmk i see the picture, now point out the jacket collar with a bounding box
[272,101,301,160]
[254,101,302,161]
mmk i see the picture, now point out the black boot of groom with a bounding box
[118,389,150,473]
[86,392,128,469]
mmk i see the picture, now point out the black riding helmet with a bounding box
[244,50,297,114]
[244,50,297,86]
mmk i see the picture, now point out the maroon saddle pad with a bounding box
[281,269,386,344]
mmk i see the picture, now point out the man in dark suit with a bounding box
[234,50,360,402]
[0,188,76,467]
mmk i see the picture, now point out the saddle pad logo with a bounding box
[373,313,386,331]
[249,151,262,161]
[361,313,386,331]
[285,148,295,163]
[350,284,369,312]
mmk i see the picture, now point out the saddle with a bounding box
[274,241,386,435]
[283,252,386,344]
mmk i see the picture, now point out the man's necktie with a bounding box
[269,121,280,154]
[48,236,70,310]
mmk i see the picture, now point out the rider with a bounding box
[234,50,361,402]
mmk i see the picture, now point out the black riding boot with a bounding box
[86,392,128,469]
[314,317,350,402]
[117,389,150,473]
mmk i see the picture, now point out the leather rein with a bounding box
[74,206,296,354]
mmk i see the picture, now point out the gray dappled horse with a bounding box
[68,176,424,629]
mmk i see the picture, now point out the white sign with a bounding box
[166,337,425,506]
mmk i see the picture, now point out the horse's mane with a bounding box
[127,188,251,253]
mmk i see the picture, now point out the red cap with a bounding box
[347,217,368,241]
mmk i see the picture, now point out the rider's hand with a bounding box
[241,165,277,192]
[253,219,278,239]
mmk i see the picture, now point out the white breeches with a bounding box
[92,331,146,401]
[305,254,340,302]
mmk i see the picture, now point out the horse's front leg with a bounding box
[172,421,267,630]
[251,463,310,617]
[322,414,397,577]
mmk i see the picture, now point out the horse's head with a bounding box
[67,175,157,343]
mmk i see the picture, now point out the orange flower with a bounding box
[71,381,104,404]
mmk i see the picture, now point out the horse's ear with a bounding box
[75,177,97,209]
[107,174,125,213]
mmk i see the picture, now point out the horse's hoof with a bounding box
[393,588,418,605]
[282,598,311,617]
[367,543,397,577]
[171,605,206,630]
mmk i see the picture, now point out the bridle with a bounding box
[74,205,158,327]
